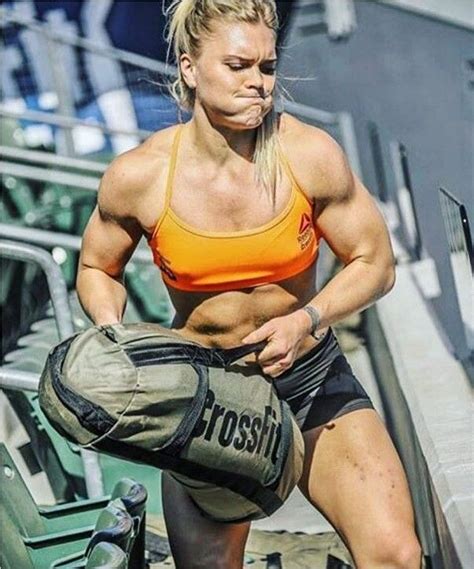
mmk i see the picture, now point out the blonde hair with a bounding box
[165,0,281,192]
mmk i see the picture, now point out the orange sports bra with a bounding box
[147,125,321,292]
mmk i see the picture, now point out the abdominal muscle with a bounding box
[167,261,326,364]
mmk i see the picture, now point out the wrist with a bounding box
[299,305,323,338]
[296,308,313,335]
[92,311,122,327]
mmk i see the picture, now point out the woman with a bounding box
[77,1,423,567]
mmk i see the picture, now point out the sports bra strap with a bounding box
[278,146,304,195]
[163,124,185,211]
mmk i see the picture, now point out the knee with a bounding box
[357,535,423,569]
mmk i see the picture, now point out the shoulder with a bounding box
[278,112,353,204]
[97,125,181,222]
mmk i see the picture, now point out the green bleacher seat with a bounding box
[85,499,134,559]
[0,444,149,568]
[2,176,37,222]
[85,542,128,569]
[0,443,107,536]
[55,501,135,569]
[111,478,147,569]
[1,504,93,569]
[125,263,171,325]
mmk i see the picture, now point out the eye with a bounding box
[261,66,277,75]
[227,63,246,71]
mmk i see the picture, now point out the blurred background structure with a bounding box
[0,1,472,568]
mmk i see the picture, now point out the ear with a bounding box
[180,53,197,89]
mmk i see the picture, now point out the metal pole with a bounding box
[283,99,339,125]
[0,145,108,174]
[45,22,76,157]
[337,111,363,178]
[0,108,152,140]
[0,368,39,392]
[0,240,104,497]
[0,224,153,265]
[0,161,100,191]
[0,240,74,339]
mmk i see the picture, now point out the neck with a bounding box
[186,105,259,166]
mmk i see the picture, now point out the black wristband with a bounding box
[301,305,322,337]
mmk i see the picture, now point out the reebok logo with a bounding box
[299,213,311,234]
[297,213,314,250]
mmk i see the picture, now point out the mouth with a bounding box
[241,94,271,100]
[242,97,271,107]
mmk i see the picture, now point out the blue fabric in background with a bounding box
[2,1,293,151]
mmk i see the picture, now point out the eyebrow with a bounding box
[224,55,278,63]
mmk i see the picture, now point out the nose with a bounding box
[246,66,266,96]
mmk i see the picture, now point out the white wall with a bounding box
[380,0,474,29]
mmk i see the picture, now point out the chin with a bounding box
[228,108,272,130]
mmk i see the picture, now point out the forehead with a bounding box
[203,20,276,58]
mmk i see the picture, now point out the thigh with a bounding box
[298,408,419,564]
[161,471,251,569]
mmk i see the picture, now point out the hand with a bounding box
[241,310,311,378]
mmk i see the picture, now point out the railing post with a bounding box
[337,111,362,178]
[44,22,76,157]
[0,240,104,498]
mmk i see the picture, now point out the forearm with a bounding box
[76,266,128,326]
[302,259,395,332]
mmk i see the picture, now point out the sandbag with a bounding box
[38,323,304,522]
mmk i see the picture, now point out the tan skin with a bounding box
[77,19,422,569]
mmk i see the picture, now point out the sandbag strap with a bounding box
[95,436,284,517]
[158,362,209,456]
[48,336,117,436]
[125,340,267,369]
[216,340,267,366]
[266,400,293,490]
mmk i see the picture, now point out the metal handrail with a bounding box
[439,187,474,274]
[389,140,423,260]
[0,107,153,140]
[0,240,74,339]
[0,240,104,498]
[0,368,39,392]
[0,161,100,191]
[399,143,423,260]
[2,102,362,175]
[0,146,107,174]
[283,99,339,125]
[337,111,362,178]
[0,224,154,265]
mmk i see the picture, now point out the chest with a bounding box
[169,168,294,233]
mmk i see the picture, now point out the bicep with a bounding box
[79,206,142,279]
[315,174,394,268]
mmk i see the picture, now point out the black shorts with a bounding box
[273,328,375,432]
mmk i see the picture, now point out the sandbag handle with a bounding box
[217,340,267,367]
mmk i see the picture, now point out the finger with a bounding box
[256,342,286,364]
[241,323,274,345]
[262,360,290,378]
[261,353,294,373]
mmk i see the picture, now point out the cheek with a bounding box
[198,68,232,94]
[265,77,277,93]
[197,74,241,106]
